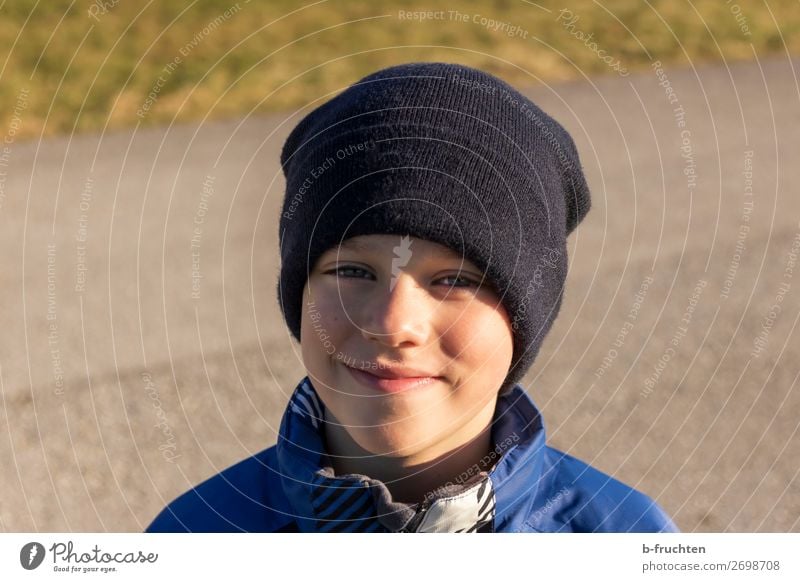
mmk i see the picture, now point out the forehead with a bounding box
[332,235,465,260]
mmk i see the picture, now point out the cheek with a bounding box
[301,288,331,353]
[300,279,355,360]
[303,280,343,326]
[441,303,514,373]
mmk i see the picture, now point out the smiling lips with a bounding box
[343,362,442,393]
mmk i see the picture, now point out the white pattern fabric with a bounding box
[415,477,496,533]
[289,380,322,429]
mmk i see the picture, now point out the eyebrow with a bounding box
[337,238,373,253]
[335,237,469,264]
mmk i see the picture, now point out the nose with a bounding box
[360,272,431,348]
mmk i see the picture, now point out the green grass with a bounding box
[1,0,797,139]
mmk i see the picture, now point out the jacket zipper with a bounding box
[401,499,431,533]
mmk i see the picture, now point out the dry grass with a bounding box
[1,0,797,139]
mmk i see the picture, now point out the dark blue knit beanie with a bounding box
[277,61,591,393]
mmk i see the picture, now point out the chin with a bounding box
[349,424,427,458]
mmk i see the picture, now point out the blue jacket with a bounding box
[146,377,679,533]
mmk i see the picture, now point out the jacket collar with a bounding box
[276,376,547,532]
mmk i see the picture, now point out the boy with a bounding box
[147,62,678,533]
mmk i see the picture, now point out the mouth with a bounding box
[343,363,443,394]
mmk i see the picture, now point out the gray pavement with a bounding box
[1,54,798,532]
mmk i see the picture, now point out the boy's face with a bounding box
[300,234,514,461]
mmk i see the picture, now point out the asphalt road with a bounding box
[1,54,798,532]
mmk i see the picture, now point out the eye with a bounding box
[322,266,481,289]
[438,274,480,289]
[323,265,375,280]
